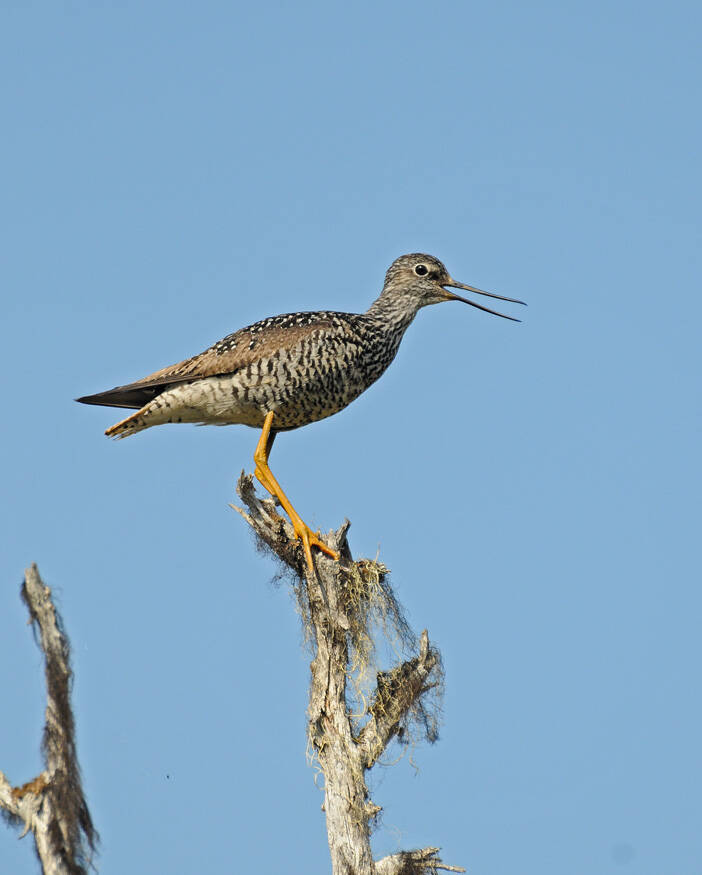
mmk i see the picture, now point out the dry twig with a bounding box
[0,564,97,875]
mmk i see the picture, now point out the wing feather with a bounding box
[76,313,336,410]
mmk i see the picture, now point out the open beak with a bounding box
[443,278,527,322]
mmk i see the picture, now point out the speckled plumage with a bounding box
[77,253,525,439]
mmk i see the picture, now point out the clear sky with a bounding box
[1,1,700,873]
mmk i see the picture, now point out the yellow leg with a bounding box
[254,412,340,570]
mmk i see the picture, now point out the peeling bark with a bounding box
[234,474,463,875]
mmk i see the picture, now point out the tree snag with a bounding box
[234,473,464,875]
[0,564,97,875]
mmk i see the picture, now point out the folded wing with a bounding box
[76,314,336,410]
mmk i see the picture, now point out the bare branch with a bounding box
[235,473,461,875]
[357,629,441,769]
[0,564,97,874]
[376,847,466,874]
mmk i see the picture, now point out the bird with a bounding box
[77,253,525,570]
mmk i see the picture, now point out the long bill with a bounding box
[443,278,527,322]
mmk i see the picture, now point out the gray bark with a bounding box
[234,473,463,874]
[0,564,97,874]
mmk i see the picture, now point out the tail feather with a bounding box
[76,384,164,410]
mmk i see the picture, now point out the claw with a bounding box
[293,520,340,571]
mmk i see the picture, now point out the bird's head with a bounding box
[383,253,525,321]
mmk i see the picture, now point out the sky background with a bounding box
[1,1,700,873]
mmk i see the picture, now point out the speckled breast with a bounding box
[231,317,401,430]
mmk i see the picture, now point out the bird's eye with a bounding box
[414,264,428,276]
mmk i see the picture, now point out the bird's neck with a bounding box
[365,288,420,334]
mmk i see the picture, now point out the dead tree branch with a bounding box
[0,564,97,875]
[375,847,466,874]
[234,473,464,875]
[357,629,440,770]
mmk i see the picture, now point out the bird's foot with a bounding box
[291,519,340,572]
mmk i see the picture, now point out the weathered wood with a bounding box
[357,629,440,770]
[375,847,466,874]
[0,564,97,875]
[235,473,463,875]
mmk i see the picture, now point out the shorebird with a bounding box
[77,253,525,570]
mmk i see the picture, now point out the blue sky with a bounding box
[1,1,700,873]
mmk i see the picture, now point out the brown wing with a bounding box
[76,313,337,410]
